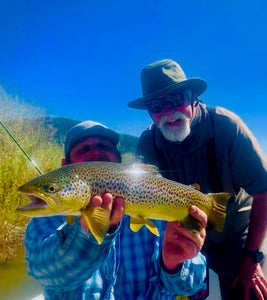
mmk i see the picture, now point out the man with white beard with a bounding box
[128,59,267,300]
[156,94,191,142]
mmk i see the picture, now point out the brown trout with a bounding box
[17,162,230,244]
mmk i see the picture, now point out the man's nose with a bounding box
[86,147,101,158]
[162,103,176,114]
[163,102,186,114]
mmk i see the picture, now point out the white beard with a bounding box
[158,111,191,142]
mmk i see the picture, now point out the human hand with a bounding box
[231,257,267,300]
[80,193,125,230]
[162,205,207,270]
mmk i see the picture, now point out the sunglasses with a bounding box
[145,92,189,114]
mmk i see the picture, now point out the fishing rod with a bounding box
[0,120,43,175]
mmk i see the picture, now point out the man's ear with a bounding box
[62,158,67,166]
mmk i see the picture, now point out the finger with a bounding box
[169,223,200,257]
[255,277,267,298]
[252,284,264,300]
[189,205,208,228]
[163,235,197,263]
[90,195,102,207]
[101,193,113,212]
[110,197,125,226]
[174,222,204,250]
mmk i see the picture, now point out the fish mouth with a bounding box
[18,195,49,210]
[17,189,60,215]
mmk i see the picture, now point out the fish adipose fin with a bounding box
[208,192,230,232]
[81,207,110,244]
[130,216,159,236]
[190,183,201,191]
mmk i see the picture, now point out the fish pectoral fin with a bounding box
[180,215,202,235]
[81,207,109,245]
[65,216,76,225]
[130,216,159,236]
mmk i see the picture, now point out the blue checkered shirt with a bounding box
[25,216,206,299]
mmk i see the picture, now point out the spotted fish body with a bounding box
[17,162,230,244]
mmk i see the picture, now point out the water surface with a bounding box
[0,247,42,300]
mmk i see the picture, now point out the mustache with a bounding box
[160,111,190,124]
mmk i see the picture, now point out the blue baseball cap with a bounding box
[64,120,120,157]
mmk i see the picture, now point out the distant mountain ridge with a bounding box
[40,117,139,154]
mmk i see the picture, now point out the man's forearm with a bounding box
[245,191,267,251]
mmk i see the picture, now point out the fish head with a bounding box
[17,165,92,217]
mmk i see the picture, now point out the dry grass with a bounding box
[0,117,63,263]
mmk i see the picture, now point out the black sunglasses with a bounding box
[145,92,188,114]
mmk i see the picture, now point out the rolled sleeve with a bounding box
[25,216,118,290]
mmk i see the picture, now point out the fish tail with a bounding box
[208,192,230,232]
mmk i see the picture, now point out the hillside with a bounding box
[6,117,139,155]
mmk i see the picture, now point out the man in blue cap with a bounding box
[129,59,267,300]
[24,120,208,299]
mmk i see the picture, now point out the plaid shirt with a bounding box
[25,216,206,299]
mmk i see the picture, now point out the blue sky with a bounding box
[0,0,267,155]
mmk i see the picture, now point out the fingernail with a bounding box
[191,205,197,213]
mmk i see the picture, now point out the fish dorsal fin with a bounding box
[190,183,201,191]
[126,163,159,172]
[125,163,161,178]
[130,216,159,236]
[81,207,110,244]
[137,163,159,171]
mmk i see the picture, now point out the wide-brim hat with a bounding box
[64,120,119,157]
[128,59,207,110]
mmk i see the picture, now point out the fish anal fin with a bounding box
[208,192,230,232]
[129,216,144,232]
[81,207,109,244]
[130,216,159,236]
[65,216,76,225]
[145,219,160,236]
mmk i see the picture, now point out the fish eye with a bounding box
[45,183,59,193]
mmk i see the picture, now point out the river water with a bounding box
[0,248,42,300]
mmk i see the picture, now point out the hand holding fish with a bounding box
[231,257,267,300]
[80,193,125,230]
[162,205,207,271]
